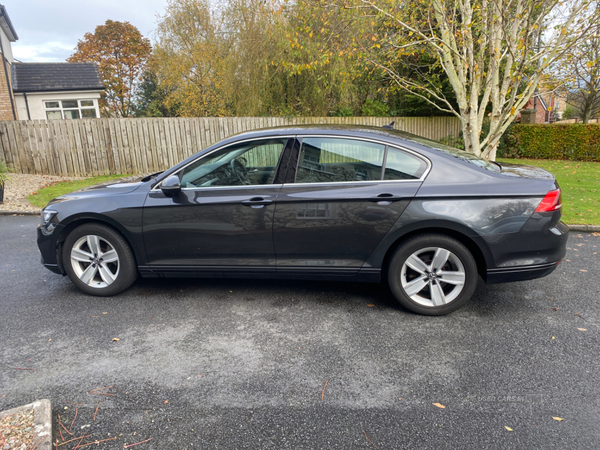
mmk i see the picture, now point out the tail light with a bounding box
[535,189,562,212]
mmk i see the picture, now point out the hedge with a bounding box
[500,123,600,161]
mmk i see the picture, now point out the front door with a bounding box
[143,138,289,269]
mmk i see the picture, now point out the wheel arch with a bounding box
[55,213,142,275]
[379,222,492,282]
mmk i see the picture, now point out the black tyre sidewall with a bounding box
[388,234,478,315]
[63,223,138,296]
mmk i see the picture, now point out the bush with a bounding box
[360,99,389,117]
[0,159,12,184]
[500,123,600,161]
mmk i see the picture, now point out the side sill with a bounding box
[138,266,381,283]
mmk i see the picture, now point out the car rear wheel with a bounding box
[63,223,138,296]
[388,234,478,315]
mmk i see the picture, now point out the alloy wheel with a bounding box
[70,235,120,288]
[400,246,466,307]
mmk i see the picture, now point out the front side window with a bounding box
[295,137,385,184]
[45,99,98,120]
[180,138,287,188]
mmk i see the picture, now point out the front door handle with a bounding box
[242,197,273,208]
[368,193,403,204]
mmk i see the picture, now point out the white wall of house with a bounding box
[15,90,102,120]
[0,28,14,64]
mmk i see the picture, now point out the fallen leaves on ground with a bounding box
[432,403,445,409]
[552,417,564,421]
[577,328,587,331]
[505,426,513,431]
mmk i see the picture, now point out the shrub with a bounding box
[500,123,600,161]
[0,159,12,184]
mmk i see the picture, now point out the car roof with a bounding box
[229,124,421,144]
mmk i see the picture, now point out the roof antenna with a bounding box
[382,121,395,130]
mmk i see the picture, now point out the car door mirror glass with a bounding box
[161,175,182,196]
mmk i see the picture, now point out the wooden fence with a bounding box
[0,116,461,176]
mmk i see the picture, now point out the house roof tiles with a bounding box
[11,62,104,93]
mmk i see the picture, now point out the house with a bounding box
[0,4,18,120]
[519,87,568,124]
[0,4,104,121]
[12,63,104,120]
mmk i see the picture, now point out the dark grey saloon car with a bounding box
[37,125,568,315]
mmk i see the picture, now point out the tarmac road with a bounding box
[1,215,599,449]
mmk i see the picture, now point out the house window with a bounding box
[45,100,98,120]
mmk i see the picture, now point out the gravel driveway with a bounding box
[1,215,599,449]
[0,173,82,213]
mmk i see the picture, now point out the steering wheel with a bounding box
[230,158,248,184]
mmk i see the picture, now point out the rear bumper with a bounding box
[486,261,560,284]
[484,220,568,284]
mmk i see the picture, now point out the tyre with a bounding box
[62,223,138,296]
[388,234,478,315]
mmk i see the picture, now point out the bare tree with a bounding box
[563,3,600,123]
[330,0,594,158]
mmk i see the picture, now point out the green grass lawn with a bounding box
[28,174,126,209]
[498,158,600,225]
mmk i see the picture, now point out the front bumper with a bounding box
[37,223,64,275]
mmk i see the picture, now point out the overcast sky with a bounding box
[5,0,167,62]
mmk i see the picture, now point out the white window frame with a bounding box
[44,99,100,120]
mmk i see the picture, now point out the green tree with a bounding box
[135,70,179,117]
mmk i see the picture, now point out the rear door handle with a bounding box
[368,193,403,204]
[242,197,273,208]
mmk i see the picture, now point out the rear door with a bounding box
[272,136,429,274]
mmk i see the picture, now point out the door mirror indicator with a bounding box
[161,175,181,197]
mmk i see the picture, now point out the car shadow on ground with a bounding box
[55,269,537,318]
[120,274,526,317]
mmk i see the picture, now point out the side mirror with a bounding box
[160,175,181,197]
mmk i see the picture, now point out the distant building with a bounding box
[0,4,18,120]
[12,63,104,120]
[519,88,568,124]
[0,4,104,121]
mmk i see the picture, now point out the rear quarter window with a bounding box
[384,147,428,180]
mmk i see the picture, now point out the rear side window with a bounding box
[295,137,385,183]
[384,147,428,180]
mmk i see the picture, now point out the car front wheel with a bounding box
[63,223,138,296]
[388,234,478,315]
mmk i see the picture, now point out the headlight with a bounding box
[40,210,58,235]
[41,210,57,225]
